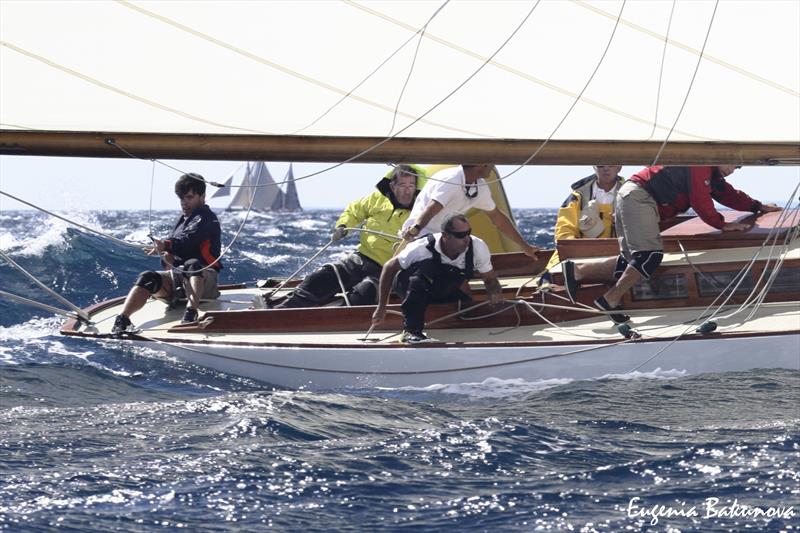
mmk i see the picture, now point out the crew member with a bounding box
[112,173,223,333]
[563,165,781,323]
[373,214,503,343]
[276,164,425,308]
[540,165,625,287]
[399,164,538,259]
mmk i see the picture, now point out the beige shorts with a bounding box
[615,181,662,259]
[161,267,220,300]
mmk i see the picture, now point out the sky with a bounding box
[1,155,798,213]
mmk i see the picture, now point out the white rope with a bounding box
[329,262,351,307]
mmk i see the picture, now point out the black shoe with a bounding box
[111,314,132,335]
[181,307,199,324]
[537,271,552,291]
[594,296,631,325]
[562,261,580,303]
[401,331,432,344]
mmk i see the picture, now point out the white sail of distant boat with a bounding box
[227,161,279,211]
[273,163,302,211]
[209,171,234,199]
[223,162,302,211]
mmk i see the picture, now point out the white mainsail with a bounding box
[1,0,798,162]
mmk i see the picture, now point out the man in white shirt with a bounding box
[372,214,503,343]
[399,165,539,259]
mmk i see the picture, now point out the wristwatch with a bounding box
[409,223,422,235]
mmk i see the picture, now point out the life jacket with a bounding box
[427,233,473,276]
[405,234,475,291]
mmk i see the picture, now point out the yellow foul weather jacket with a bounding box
[335,165,427,266]
[545,174,625,271]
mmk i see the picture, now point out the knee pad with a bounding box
[629,251,663,279]
[613,255,629,280]
[181,258,204,277]
[347,277,378,306]
[134,271,162,294]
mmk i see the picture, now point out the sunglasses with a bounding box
[446,229,471,239]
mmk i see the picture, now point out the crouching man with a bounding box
[371,214,503,344]
[112,173,223,334]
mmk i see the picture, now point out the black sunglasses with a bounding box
[446,229,471,239]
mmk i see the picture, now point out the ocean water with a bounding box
[1,209,798,532]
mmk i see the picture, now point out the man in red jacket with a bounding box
[563,165,780,324]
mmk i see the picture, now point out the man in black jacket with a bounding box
[112,173,223,334]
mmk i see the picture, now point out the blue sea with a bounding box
[1,209,798,532]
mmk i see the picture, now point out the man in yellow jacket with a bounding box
[540,165,624,286]
[276,164,425,308]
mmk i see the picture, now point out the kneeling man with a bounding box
[372,214,503,344]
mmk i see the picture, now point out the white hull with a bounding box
[138,331,799,390]
[64,284,800,390]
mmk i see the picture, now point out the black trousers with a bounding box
[280,251,382,308]
[393,267,470,334]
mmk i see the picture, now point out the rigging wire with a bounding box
[114,0,484,139]
[495,0,628,183]
[107,0,541,191]
[650,0,719,166]
[293,0,450,136]
[387,1,449,135]
[0,289,81,320]
[0,249,90,322]
[0,190,147,249]
[147,159,156,237]
[645,0,676,141]
[626,198,800,372]
[0,40,275,136]
[346,0,713,141]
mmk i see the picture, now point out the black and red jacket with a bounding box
[163,204,222,270]
[629,166,762,229]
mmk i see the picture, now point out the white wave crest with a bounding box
[382,377,574,398]
[0,212,110,257]
[0,317,95,365]
[0,316,62,342]
[239,251,292,266]
[595,367,687,381]
[254,228,284,238]
[287,219,327,231]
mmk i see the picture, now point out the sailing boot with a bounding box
[111,314,132,335]
[181,307,199,324]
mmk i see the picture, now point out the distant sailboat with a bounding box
[274,164,302,211]
[219,162,302,211]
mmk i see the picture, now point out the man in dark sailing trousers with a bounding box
[275,164,425,308]
[372,214,503,344]
[112,173,223,334]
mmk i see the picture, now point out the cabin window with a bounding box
[695,270,754,297]
[631,274,688,301]
[762,267,800,293]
